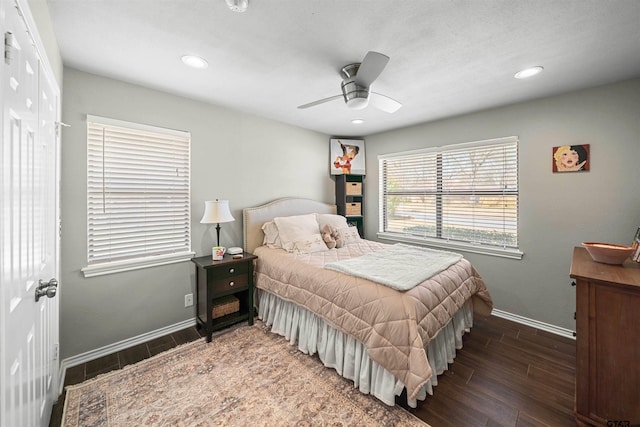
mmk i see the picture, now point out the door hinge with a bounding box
[53,343,59,361]
[4,31,14,65]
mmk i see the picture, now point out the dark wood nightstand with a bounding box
[191,252,258,342]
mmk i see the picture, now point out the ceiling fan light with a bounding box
[346,97,369,110]
[341,78,369,110]
[351,119,365,124]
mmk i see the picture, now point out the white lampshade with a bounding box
[200,200,235,224]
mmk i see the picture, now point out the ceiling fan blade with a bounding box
[369,92,402,113]
[354,51,389,87]
[297,94,342,109]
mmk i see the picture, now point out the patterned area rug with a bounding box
[62,322,428,426]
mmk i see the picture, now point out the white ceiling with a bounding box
[48,0,640,137]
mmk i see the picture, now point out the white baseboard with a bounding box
[491,309,575,340]
[57,317,196,396]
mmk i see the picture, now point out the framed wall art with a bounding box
[552,144,590,173]
[330,138,365,175]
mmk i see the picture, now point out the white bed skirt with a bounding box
[257,289,474,407]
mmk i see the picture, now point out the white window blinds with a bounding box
[379,136,519,250]
[84,116,192,276]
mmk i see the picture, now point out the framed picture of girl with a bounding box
[552,144,590,172]
[330,138,365,175]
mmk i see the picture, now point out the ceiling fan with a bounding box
[298,51,402,113]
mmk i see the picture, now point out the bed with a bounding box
[243,197,493,407]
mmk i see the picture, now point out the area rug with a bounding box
[62,322,428,426]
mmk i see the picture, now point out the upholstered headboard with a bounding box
[242,198,337,253]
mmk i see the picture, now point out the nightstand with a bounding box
[191,252,258,342]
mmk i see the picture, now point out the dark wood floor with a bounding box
[402,315,577,427]
[49,327,204,426]
[49,315,576,427]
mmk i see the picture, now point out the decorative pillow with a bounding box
[292,233,329,253]
[273,214,321,251]
[335,226,361,244]
[261,220,283,248]
[315,213,348,230]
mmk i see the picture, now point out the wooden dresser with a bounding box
[570,247,640,426]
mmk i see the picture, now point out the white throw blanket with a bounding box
[324,243,463,291]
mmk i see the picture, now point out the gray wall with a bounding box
[60,68,334,358]
[60,68,640,358]
[364,78,640,331]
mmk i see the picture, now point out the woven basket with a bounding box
[345,182,362,196]
[212,295,239,319]
[345,202,361,216]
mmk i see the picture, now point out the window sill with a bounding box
[377,232,523,260]
[82,251,196,278]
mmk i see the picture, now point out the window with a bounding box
[378,136,521,259]
[81,115,193,277]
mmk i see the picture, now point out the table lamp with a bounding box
[200,199,235,247]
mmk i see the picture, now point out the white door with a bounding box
[1,0,61,425]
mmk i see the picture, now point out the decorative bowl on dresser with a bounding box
[570,246,640,426]
[581,241,635,265]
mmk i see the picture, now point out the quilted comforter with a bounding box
[253,240,493,400]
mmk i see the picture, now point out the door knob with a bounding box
[36,278,58,302]
[38,278,58,290]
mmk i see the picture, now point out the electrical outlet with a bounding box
[184,293,193,307]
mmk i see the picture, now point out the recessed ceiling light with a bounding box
[514,66,544,79]
[181,55,209,69]
[351,119,365,124]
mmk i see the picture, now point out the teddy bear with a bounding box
[321,224,344,249]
